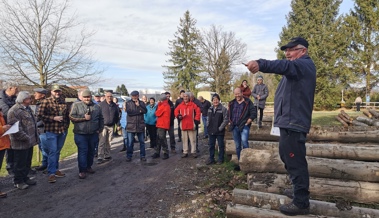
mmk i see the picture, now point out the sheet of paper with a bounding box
[1,121,19,137]
[270,119,280,136]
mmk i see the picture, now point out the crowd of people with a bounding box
[0,36,315,217]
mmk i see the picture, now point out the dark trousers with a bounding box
[146,124,157,148]
[0,149,5,169]
[13,148,31,184]
[26,147,33,170]
[255,106,264,122]
[74,133,98,173]
[279,128,310,209]
[168,124,175,149]
[209,135,225,162]
[155,128,169,155]
[6,148,14,173]
[356,103,361,112]
[177,119,182,140]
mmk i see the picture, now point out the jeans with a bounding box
[13,148,31,184]
[202,116,208,137]
[232,125,250,160]
[126,132,146,159]
[279,128,310,209]
[209,135,225,162]
[45,131,67,175]
[121,127,128,150]
[38,133,48,167]
[74,133,98,173]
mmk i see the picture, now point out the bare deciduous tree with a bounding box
[199,25,246,97]
[0,0,102,87]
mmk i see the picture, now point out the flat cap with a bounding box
[33,88,48,95]
[82,89,91,97]
[130,90,139,96]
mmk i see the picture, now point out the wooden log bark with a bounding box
[340,110,352,121]
[226,204,330,218]
[369,109,379,118]
[356,116,379,126]
[239,148,379,182]
[352,120,369,126]
[247,173,379,204]
[338,113,352,124]
[336,115,348,127]
[363,110,373,118]
[232,189,379,218]
[225,125,379,143]
[226,140,379,161]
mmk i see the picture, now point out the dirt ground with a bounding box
[0,130,244,218]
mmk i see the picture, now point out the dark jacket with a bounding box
[257,55,316,133]
[0,89,16,122]
[7,103,39,150]
[252,83,269,109]
[99,100,120,127]
[168,99,175,126]
[69,101,104,134]
[228,97,256,131]
[126,99,147,133]
[207,104,228,135]
[200,99,211,116]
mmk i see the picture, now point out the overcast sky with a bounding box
[70,0,354,93]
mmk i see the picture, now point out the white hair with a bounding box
[16,91,30,103]
[4,81,18,89]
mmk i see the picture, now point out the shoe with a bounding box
[283,188,294,199]
[79,172,86,179]
[206,159,215,165]
[192,153,198,158]
[140,157,146,162]
[258,122,263,128]
[104,156,112,161]
[216,160,224,165]
[162,153,169,160]
[177,139,182,142]
[24,178,37,185]
[42,169,48,174]
[234,165,241,171]
[151,153,160,159]
[87,168,95,174]
[196,148,200,153]
[171,149,176,154]
[97,159,104,164]
[181,153,188,158]
[35,165,47,171]
[48,175,57,183]
[119,148,126,152]
[0,191,7,198]
[55,170,65,178]
[14,183,29,190]
[279,202,310,216]
[126,157,132,162]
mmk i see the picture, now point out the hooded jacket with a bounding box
[252,83,269,109]
[155,100,171,130]
[257,55,316,133]
[174,101,200,131]
[144,103,157,125]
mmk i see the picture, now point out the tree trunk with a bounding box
[247,173,379,204]
[336,115,348,127]
[239,148,379,182]
[369,109,379,118]
[226,140,379,161]
[225,126,379,143]
[341,110,352,121]
[338,113,352,124]
[232,189,379,218]
[352,120,369,126]
[363,110,373,118]
[356,116,379,126]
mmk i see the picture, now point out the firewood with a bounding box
[336,115,348,127]
[351,120,369,126]
[369,109,379,118]
[363,110,372,118]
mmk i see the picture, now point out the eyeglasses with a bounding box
[284,47,304,53]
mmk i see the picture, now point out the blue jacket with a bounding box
[144,103,157,125]
[120,110,127,128]
[257,55,316,133]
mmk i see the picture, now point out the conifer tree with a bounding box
[162,11,202,92]
[278,0,350,109]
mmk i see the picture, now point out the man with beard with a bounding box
[38,84,70,183]
[69,90,104,179]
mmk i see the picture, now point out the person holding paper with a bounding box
[0,108,11,197]
[245,37,316,216]
[7,91,39,190]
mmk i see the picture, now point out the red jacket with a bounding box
[155,100,171,130]
[240,84,252,98]
[174,101,200,131]
[0,113,10,151]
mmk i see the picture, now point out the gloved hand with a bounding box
[177,114,183,120]
[194,120,200,125]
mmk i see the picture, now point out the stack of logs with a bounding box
[336,109,379,127]
[225,125,379,218]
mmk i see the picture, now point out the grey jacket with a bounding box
[126,99,147,133]
[69,101,104,134]
[7,103,39,150]
[252,83,269,109]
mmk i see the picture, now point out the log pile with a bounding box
[336,109,379,126]
[225,130,379,217]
